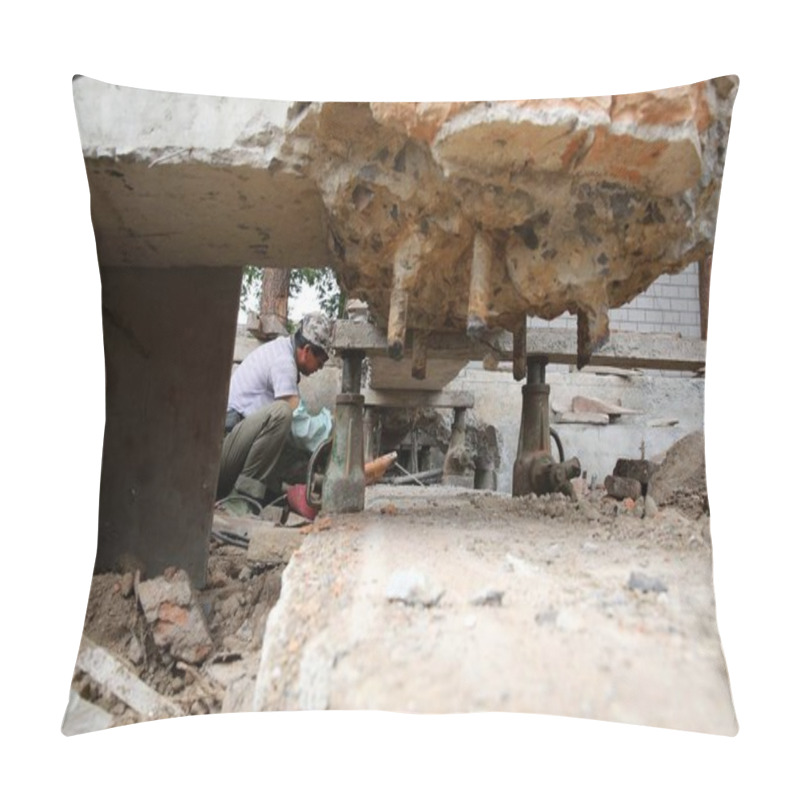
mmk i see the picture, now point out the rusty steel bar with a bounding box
[577,306,610,370]
[387,233,423,360]
[387,287,409,360]
[467,230,493,337]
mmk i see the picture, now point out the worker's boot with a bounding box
[216,491,263,517]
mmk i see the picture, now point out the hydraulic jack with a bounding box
[512,356,581,499]
[321,349,367,513]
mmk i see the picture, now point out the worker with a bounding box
[216,312,334,516]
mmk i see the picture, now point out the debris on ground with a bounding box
[648,431,708,517]
[469,588,505,607]
[66,436,715,731]
[627,572,669,594]
[605,474,643,501]
[66,537,285,731]
[385,569,445,607]
[136,569,214,665]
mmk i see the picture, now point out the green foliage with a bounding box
[290,267,347,319]
[240,265,347,320]
[240,265,263,313]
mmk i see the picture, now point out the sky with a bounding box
[239,276,322,324]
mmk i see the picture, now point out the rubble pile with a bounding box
[599,431,708,519]
[67,541,286,731]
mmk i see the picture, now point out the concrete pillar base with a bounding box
[96,265,240,586]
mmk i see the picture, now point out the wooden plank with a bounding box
[555,411,610,425]
[363,389,474,409]
[333,321,706,372]
[577,365,644,378]
[572,396,641,416]
[76,636,183,720]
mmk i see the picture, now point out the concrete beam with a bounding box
[363,389,474,409]
[81,160,329,270]
[333,321,706,372]
[73,78,329,270]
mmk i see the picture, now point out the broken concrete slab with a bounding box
[246,524,305,566]
[250,489,737,733]
[137,570,214,665]
[210,653,262,715]
[76,74,733,355]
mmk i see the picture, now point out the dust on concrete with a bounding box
[255,480,731,732]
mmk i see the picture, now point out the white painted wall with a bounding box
[449,261,707,492]
[530,261,702,339]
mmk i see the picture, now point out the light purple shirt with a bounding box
[228,335,299,417]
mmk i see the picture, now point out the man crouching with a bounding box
[216,312,334,516]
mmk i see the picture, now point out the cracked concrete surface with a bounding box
[246,486,736,735]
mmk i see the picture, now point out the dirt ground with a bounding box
[68,432,736,735]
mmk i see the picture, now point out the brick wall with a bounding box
[529,262,702,339]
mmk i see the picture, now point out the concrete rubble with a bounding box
[136,569,214,665]
[74,76,736,365]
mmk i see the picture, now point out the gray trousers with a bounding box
[216,401,294,502]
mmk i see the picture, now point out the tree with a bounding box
[240,265,346,324]
[260,267,290,326]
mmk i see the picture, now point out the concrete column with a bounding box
[96,265,241,586]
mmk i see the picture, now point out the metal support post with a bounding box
[513,356,580,497]
[443,407,474,488]
[322,350,366,513]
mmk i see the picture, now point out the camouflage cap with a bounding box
[301,312,334,355]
